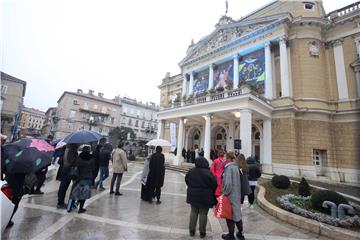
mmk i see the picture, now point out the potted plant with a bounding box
[225,80,233,90]
[209,88,216,94]
[216,86,224,92]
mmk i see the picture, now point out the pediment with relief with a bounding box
[181,15,285,66]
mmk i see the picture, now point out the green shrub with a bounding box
[298,177,311,197]
[271,175,290,189]
[310,190,348,213]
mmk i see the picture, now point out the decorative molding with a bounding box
[308,41,320,57]
[279,35,288,44]
[331,38,344,47]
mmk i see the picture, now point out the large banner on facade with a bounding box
[193,70,209,97]
[170,123,177,151]
[213,61,233,89]
[238,50,265,93]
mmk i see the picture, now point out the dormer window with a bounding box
[303,2,315,10]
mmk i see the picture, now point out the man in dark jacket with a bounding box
[57,144,78,209]
[185,156,217,238]
[146,146,165,204]
[92,138,106,186]
[95,143,112,190]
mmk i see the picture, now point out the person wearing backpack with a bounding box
[246,156,261,208]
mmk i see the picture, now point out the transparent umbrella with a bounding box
[145,139,171,147]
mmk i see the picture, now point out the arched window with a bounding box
[255,132,260,140]
[194,134,199,140]
[216,133,223,140]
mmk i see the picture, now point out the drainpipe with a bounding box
[338,204,355,219]
[322,201,337,218]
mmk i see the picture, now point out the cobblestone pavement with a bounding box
[2,163,330,240]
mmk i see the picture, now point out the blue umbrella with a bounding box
[62,130,103,144]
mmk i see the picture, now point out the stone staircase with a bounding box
[165,163,194,173]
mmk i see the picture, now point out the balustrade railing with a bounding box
[326,1,360,20]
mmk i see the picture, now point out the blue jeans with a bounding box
[97,166,109,188]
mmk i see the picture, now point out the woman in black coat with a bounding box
[146,146,165,204]
[185,157,217,238]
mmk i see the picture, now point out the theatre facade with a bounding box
[157,1,360,184]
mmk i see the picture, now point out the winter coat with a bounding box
[111,148,128,173]
[76,152,94,180]
[210,156,228,197]
[185,157,217,209]
[147,152,165,188]
[248,164,261,182]
[222,162,242,222]
[63,147,79,168]
[98,148,111,167]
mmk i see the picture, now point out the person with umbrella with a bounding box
[57,144,79,209]
[93,137,106,187]
[146,146,165,204]
[68,145,94,213]
[2,138,54,228]
[95,142,112,190]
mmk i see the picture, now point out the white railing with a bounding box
[326,1,360,20]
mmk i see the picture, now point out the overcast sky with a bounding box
[1,0,355,111]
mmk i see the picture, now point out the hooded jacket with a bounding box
[76,152,94,180]
[185,157,217,208]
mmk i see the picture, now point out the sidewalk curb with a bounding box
[257,185,360,240]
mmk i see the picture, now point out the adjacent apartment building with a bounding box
[19,107,46,137]
[54,89,159,142]
[0,72,27,140]
[157,1,360,184]
[41,107,58,138]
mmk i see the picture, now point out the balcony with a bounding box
[161,84,265,110]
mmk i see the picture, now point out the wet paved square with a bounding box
[2,163,330,240]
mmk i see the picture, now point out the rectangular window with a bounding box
[69,110,76,119]
[128,119,132,126]
[141,121,145,128]
[73,99,79,105]
[101,106,107,113]
[135,120,139,127]
[94,104,98,110]
[84,102,89,110]
[1,85,8,94]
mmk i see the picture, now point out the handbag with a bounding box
[239,169,252,197]
[214,194,233,219]
[69,166,79,180]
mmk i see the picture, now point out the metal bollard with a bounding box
[338,204,355,219]
[322,201,338,218]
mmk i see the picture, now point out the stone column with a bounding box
[208,64,214,90]
[157,120,165,139]
[233,54,239,89]
[227,120,235,150]
[279,36,291,97]
[332,39,349,99]
[182,74,187,97]
[239,109,252,158]
[188,72,194,96]
[174,118,184,166]
[200,124,206,150]
[264,42,273,99]
[262,118,273,174]
[204,114,211,162]
[271,49,277,97]
[356,71,360,98]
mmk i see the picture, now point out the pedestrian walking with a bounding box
[210,150,228,197]
[246,156,261,208]
[146,146,165,204]
[182,148,186,160]
[92,137,106,186]
[31,166,47,194]
[110,142,128,195]
[238,155,252,205]
[221,151,245,240]
[185,156,217,238]
[68,145,94,213]
[187,149,191,163]
[95,143,112,190]
[57,144,78,209]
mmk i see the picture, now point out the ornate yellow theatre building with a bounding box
[157,1,360,184]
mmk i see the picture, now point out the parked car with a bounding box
[1,180,14,232]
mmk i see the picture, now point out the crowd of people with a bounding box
[2,132,261,240]
[185,149,261,240]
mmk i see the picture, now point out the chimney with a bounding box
[98,92,104,98]
[77,89,83,94]
[88,90,94,95]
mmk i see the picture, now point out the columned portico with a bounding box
[204,114,211,161]
[188,72,194,96]
[175,118,184,165]
[262,118,272,173]
[227,120,235,150]
[157,120,165,139]
[233,54,239,89]
[279,36,291,97]
[239,109,252,158]
[264,42,273,99]
[208,64,214,90]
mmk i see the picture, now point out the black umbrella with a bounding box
[2,138,54,174]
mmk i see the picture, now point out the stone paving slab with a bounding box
[1,163,331,240]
